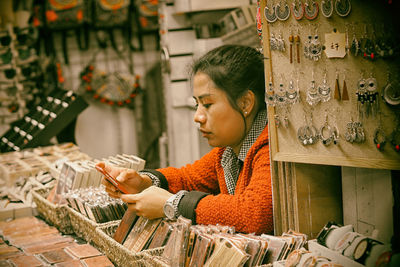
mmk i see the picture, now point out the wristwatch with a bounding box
[163,190,187,220]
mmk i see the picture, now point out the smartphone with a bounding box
[95,165,130,194]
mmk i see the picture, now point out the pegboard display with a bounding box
[261,0,400,170]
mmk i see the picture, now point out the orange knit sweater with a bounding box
[158,125,273,235]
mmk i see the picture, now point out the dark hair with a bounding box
[191,45,266,112]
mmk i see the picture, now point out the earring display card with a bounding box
[0,89,88,153]
[263,0,400,170]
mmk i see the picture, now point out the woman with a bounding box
[97,45,273,234]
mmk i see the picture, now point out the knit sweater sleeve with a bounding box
[157,148,222,194]
[195,143,273,235]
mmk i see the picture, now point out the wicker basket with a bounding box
[67,205,121,243]
[93,221,165,267]
[142,254,170,267]
[31,188,73,234]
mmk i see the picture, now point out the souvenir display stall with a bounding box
[0,0,399,267]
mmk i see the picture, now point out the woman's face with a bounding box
[193,72,245,150]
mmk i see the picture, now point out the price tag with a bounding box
[324,31,346,58]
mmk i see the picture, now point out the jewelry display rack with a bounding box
[260,0,399,241]
[262,0,400,170]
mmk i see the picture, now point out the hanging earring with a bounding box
[341,73,349,101]
[344,118,355,143]
[366,74,378,118]
[304,32,312,59]
[307,71,320,106]
[374,126,386,151]
[264,1,278,23]
[354,121,365,143]
[275,75,287,105]
[335,0,351,17]
[334,71,341,100]
[361,24,375,60]
[345,118,365,144]
[266,76,277,107]
[295,29,301,63]
[291,0,304,20]
[286,78,300,104]
[277,31,286,52]
[318,71,331,102]
[289,31,294,64]
[350,24,360,56]
[270,33,278,50]
[304,0,319,20]
[332,126,340,145]
[382,73,400,106]
[321,0,334,18]
[276,0,291,21]
[390,121,400,152]
[298,112,318,145]
[281,105,290,128]
[345,25,350,55]
[309,28,322,61]
[319,114,334,146]
[274,114,281,128]
[356,74,367,120]
[308,111,319,145]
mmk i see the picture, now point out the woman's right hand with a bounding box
[96,162,152,198]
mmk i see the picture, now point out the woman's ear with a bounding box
[239,90,256,116]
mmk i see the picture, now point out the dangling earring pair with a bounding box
[304,28,322,61]
[306,71,331,106]
[333,72,349,101]
[264,0,290,23]
[321,0,351,18]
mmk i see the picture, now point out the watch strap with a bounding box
[139,171,161,187]
[166,190,188,219]
[139,169,168,190]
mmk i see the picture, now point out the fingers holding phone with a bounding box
[95,162,152,197]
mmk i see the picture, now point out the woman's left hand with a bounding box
[120,186,172,219]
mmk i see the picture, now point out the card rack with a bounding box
[0,89,88,152]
